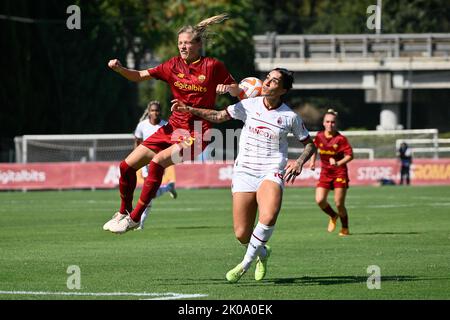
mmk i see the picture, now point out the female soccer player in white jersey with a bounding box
[171,68,316,283]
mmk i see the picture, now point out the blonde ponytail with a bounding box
[326,108,338,116]
[178,13,229,42]
[139,109,149,122]
[139,100,161,122]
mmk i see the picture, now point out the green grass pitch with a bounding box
[0,186,449,300]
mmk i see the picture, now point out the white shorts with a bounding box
[141,165,149,178]
[231,170,284,193]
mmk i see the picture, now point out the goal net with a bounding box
[14,129,444,163]
[14,134,135,163]
[286,128,442,160]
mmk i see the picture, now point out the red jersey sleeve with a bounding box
[313,135,319,147]
[340,136,353,156]
[147,58,174,83]
[213,60,235,85]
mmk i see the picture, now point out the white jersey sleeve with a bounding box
[134,119,167,141]
[226,101,247,122]
[134,122,145,140]
[291,114,310,142]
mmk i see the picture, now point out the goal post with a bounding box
[286,129,440,160]
[14,129,443,163]
[15,134,135,163]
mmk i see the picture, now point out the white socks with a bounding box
[139,183,169,229]
[241,222,274,271]
[139,200,153,228]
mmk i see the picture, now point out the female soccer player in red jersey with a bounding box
[104,14,240,233]
[309,109,353,236]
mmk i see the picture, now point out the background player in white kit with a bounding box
[171,68,316,283]
[103,101,177,232]
[134,101,177,230]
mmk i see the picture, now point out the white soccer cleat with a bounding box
[109,215,140,234]
[102,212,127,231]
[167,182,177,199]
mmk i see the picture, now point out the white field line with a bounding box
[142,294,208,300]
[362,202,450,208]
[0,290,208,300]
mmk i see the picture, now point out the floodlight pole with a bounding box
[407,58,413,129]
[376,0,382,34]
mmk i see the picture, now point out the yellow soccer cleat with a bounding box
[167,182,177,199]
[226,263,246,283]
[255,245,271,281]
[327,215,338,232]
[338,227,350,236]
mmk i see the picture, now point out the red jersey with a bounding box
[314,131,353,176]
[148,56,235,131]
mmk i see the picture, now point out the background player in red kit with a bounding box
[309,109,353,236]
[104,14,239,233]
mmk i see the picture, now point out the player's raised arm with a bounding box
[108,59,152,82]
[171,99,231,123]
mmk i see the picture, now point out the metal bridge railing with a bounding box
[254,33,450,60]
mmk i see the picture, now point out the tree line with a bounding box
[1,0,449,161]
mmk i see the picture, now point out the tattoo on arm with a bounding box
[296,140,317,166]
[310,148,317,162]
[188,107,231,123]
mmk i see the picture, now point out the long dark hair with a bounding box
[273,68,294,91]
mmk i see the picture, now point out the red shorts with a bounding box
[317,172,349,190]
[141,122,209,161]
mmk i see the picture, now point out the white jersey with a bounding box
[226,96,310,174]
[134,119,168,140]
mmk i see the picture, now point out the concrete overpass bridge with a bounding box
[253,33,450,130]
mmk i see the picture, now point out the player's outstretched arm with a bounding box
[297,137,317,167]
[309,151,317,171]
[108,59,152,82]
[216,83,240,97]
[284,137,317,184]
[171,99,231,123]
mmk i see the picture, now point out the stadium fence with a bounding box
[14,129,447,163]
